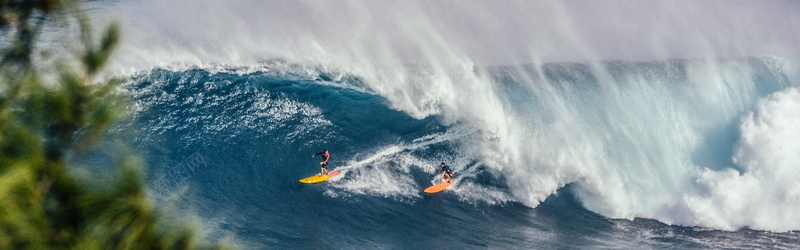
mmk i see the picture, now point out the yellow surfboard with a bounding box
[299,171,340,184]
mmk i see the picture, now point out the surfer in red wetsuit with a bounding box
[312,149,330,176]
[440,162,453,183]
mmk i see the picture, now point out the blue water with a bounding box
[123,60,800,249]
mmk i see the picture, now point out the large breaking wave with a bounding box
[100,0,800,232]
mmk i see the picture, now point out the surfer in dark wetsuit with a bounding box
[312,149,330,176]
[440,162,453,183]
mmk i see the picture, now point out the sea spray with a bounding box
[675,87,800,231]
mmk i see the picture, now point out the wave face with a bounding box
[126,59,800,248]
[94,0,800,248]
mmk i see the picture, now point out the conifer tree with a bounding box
[0,1,226,249]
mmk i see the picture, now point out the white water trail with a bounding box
[327,127,477,199]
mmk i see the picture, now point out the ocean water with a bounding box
[124,59,800,249]
[91,0,800,248]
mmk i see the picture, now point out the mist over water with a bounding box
[110,0,800,69]
[100,0,800,234]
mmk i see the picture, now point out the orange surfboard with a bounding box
[424,180,454,193]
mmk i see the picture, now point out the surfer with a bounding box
[440,162,453,183]
[312,149,330,176]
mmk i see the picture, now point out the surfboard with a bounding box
[424,180,454,193]
[299,171,340,184]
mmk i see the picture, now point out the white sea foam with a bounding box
[673,87,800,231]
[327,128,476,199]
